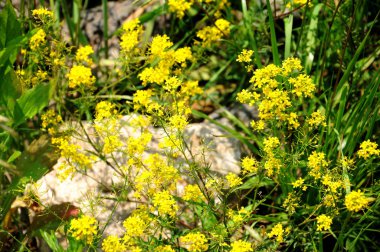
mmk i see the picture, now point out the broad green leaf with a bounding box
[0,0,21,49]
[14,83,51,126]
[0,66,20,117]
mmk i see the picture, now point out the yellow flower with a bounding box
[281,57,302,75]
[152,190,178,218]
[155,245,175,252]
[289,74,315,98]
[307,111,327,128]
[287,112,300,129]
[75,45,94,64]
[197,19,230,47]
[345,190,371,212]
[30,29,46,51]
[41,109,62,133]
[357,140,380,160]
[226,173,242,188]
[316,214,332,231]
[150,34,173,57]
[103,135,123,154]
[322,174,342,193]
[183,184,206,202]
[268,223,284,243]
[241,156,259,174]
[264,156,281,177]
[123,214,149,238]
[180,232,209,252]
[230,240,253,252]
[236,89,260,106]
[95,101,118,121]
[263,137,280,155]
[307,151,328,179]
[169,114,188,130]
[292,178,304,189]
[66,65,96,88]
[168,0,192,19]
[102,235,126,252]
[32,7,54,21]
[237,49,254,63]
[282,192,299,214]
[69,215,98,244]
[120,19,143,54]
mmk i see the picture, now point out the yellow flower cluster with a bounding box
[30,29,46,51]
[357,140,380,160]
[197,19,230,47]
[307,151,328,179]
[237,58,317,129]
[237,49,254,63]
[282,192,300,214]
[75,45,94,65]
[263,137,282,176]
[236,89,260,106]
[230,240,253,252]
[102,235,126,252]
[316,214,332,231]
[120,19,143,54]
[282,57,303,76]
[154,245,175,252]
[307,111,327,128]
[345,190,371,212]
[32,7,54,21]
[241,156,259,174]
[123,212,150,238]
[183,184,206,202]
[152,190,178,218]
[321,174,342,194]
[225,173,243,188]
[180,232,209,252]
[66,65,96,88]
[227,207,250,227]
[41,109,62,135]
[268,223,284,243]
[138,35,192,85]
[292,177,305,189]
[51,137,93,180]
[134,154,179,197]
[69,215,98,244]
[168,0,192,19]
[103,135,123,154]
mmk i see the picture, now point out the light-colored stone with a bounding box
[34,114,242,236]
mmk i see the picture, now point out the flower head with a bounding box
[180,232,209,252]
[268,223,284,243]
[357,140,380,160]
[316,214,332,231]
[69,215,98,244]
[345,190,371,212]
[66,65,95,88]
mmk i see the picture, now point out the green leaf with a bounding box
[7,150,21,163]
[266,0,280,65]
[1,135,58,224]
[40,230,65,252]
[0,0,21,49]
[14,83,51,126]
[0,66,20,117]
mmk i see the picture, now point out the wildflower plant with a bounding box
[1,1,379,252]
